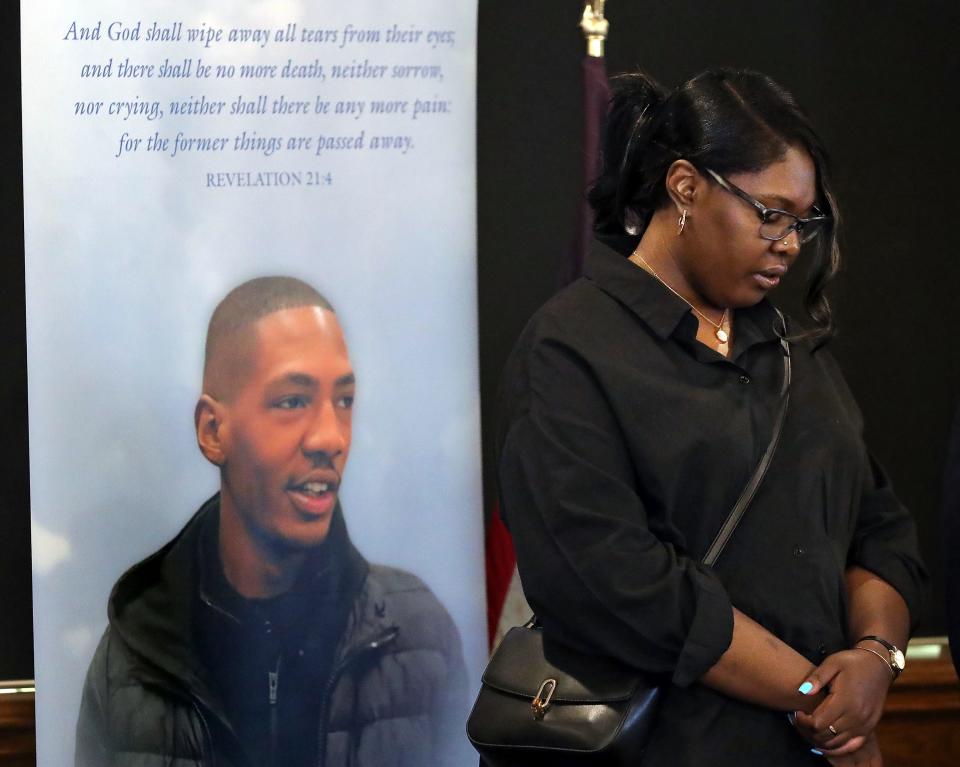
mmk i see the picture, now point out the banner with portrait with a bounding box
[22,1,483,764]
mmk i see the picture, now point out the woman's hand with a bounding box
[789,714,864,757]
[793,648,893,750]
[819,731,884,766]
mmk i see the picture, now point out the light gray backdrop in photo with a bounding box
[22,2,484,764]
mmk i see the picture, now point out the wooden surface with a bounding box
[876,646,960,767]
[0,692,35,767]
[2,653,958,766]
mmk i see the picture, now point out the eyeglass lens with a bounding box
[759,213,825,244]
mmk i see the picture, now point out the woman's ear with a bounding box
[664,159,700,212]
[195,394,227,467]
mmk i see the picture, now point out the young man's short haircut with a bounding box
[203,276,335,400]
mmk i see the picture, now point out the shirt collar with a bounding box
[584,238,783,348]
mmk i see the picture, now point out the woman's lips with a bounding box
[753,273,781,290]
[753,266,786,290]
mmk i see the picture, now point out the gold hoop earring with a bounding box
[677,209,688,236]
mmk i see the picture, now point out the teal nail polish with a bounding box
[798,681,814,694]
[811,748,823,756]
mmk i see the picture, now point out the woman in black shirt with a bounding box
[497,68,927,766]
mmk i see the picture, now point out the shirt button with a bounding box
[739,375,751,384]
[793,545,805,557]
[818,644,828,657]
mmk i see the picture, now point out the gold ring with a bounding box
[828,724,839,736]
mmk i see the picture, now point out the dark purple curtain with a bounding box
[561,54,611,286]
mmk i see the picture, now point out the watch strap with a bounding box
[858,635,895,652]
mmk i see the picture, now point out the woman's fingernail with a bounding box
[811,748,823,756]
[798,681,814,694]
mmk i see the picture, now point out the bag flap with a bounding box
[482,626,650,703]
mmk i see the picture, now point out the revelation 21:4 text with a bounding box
[204,170,333,189]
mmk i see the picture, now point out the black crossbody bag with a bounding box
[467,326,791,766]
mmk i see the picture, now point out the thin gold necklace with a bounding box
[630,251,730,344]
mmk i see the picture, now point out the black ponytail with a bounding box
[589,72,669,238]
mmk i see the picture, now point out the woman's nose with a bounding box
[773,229,801,257]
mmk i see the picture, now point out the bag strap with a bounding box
[701,310,791,566]
[527,312,792,630]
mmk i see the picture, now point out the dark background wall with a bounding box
[1,1,31,681]
[476,0,959,639]
[2,1,958,679]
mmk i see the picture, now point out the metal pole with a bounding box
[580,1,609,58]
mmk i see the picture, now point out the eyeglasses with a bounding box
[702,167,831,244]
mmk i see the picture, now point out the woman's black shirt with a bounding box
[496,240,927,766]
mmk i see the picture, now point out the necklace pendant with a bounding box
[715,328,729,344]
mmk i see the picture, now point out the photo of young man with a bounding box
[75,277,468,767]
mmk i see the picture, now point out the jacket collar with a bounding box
[195,496,367,630]
[108,493,370,722]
